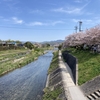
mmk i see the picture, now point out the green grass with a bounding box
[0,50,28,61]
[63,48,100,85]
[0,49,27,55]
[48,51,59,74]
[0,49,44,76]
[43,51,62,100]
[0,47,54,76]
[43,87,62,100]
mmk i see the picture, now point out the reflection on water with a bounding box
[0,52,53,100]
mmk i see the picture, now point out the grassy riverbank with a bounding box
[48,51,59,74]
[64,48,100,85]
[0,49,44,76]
[43,51,63,100]
[43,87,62,100]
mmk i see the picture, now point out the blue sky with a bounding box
[0,0,100,42]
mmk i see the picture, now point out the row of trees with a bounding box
[64,25,100,47]
[0,39,51,50]
[0,40,24,50]
[0,39,22,44]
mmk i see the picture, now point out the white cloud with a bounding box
[52,7,82,14]
[52,21,64,26]
[72,17,100,25]
[74,0,91,3]
[28,22,44,26]
[72,19,92,24]
[27,20,64,26]
[12,17,23,24]
[52,2,89,15]
[72,17,100,30]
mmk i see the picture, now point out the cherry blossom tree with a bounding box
[64,25,100,47]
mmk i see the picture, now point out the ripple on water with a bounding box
[0,52,53,100]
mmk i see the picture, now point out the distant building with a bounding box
[17,43,24,47]
[54,44,59,48]
[0,42,8,46]
[7,42,17,47]
[33,43,42,48]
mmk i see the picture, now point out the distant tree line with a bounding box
[0,40,24,50]
[0,39,53,51]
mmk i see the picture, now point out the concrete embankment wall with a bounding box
[45,52,69,100]
[81,75,100,95]
[62,51,78,84]
[61,51,100,100]
[80,75,100,100]
[45,51,86,100]
[45,67,67,100]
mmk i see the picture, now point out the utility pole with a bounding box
[75,26,78,33]
[79,21,82,32]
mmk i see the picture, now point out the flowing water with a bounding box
[0,52,53,100]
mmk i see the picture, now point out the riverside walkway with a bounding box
[59,50,87,100]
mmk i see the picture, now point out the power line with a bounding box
[0,25,74,30]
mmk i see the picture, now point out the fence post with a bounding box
[76,59,78,85]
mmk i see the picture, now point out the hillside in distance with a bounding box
[41,40,64,45]
[20,40,64,46]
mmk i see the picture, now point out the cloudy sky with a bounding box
[0,0,100,42]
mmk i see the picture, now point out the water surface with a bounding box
[0,52,53,100]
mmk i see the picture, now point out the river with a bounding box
[0,52,53,100]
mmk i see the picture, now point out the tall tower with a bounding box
[75,26,78,33]
[79,21,82,32]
